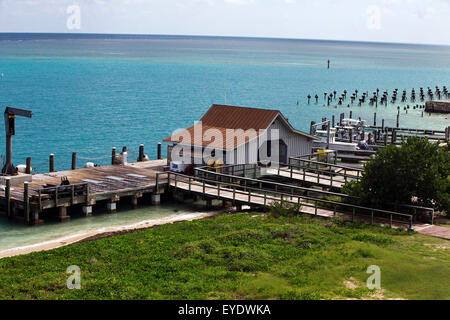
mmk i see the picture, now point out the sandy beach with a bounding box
[0,210,225,259]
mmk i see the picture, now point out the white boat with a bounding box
[313,128,358,152]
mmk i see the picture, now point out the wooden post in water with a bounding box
[112,147,116,165]
[26,157,31,174]
[349,129,353,143]
[373,112,377,126]
[396,113,400,128]
[381,119,385,131]
[49,154,54,173]
[349,111,353,119]
[138,144,144,162]
[157,142,162,160]
[331,115,335,128]
[72,152,77,170]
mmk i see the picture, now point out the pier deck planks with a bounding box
[0,160,167,203]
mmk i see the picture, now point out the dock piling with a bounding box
[157,142,162,160]
[107,201,117,214]
[82,206,92,217]
[72,152,77,170]
[138,144,145,162]
[58,206,70,222]
[112,147,117,165]
[49,154,54,173]
[151,194,161,205]
[26,157,31,174]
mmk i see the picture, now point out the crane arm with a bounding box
[5,106,33,118]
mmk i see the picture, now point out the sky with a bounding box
[1,0,450,45]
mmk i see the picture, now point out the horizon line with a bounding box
[1,31,449,48]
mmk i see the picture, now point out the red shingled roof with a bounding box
[163,104,317,149]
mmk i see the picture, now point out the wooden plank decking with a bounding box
[1,160,167,202]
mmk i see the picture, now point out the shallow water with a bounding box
[0,200,215,253]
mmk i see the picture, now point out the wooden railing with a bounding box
[32,183,90,212]
[189,163,435,224]
[160,171,414,229]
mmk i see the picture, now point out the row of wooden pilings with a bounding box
[24,142,163,174]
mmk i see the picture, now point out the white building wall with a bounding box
[269,117,313,158]
[227,116,313,165]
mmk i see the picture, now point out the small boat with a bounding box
[313,128,358,152]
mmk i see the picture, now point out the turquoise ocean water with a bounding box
[0,33,449,251]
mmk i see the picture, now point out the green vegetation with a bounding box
[0,213,449,300]
[268,200,302,218]
[343,137,450,213]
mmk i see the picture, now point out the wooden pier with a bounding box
[0,159,167,224]
[165,171,417,229]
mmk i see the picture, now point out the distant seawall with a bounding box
[425,100,450,113]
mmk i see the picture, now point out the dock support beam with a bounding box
[206,199,213,210]
[24,182,30,224]
[59,206,70,222]
[6,179,11,219]
[107,201,117,214]
[131,193,143,209]
[82,206,92,217]
[31,207,40,225]
[151,194,161,205]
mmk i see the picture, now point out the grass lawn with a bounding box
[0,213,449,300]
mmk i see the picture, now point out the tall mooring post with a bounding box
[49,154,55,173]
[157,142,162,160]
[72,152,77,170]
[138,144,145,162]
[111,147,116,165]
[26,157,31,174]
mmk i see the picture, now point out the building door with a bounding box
[279,140,288,164]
